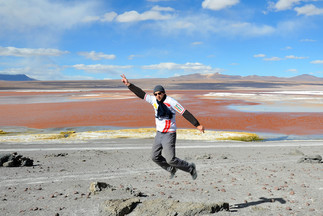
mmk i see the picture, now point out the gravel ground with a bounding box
[0,139,322,215]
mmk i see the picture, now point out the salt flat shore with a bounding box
[0,138,322,215]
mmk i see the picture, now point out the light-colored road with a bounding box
[1,139,322,152]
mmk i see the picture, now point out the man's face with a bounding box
[154,91,165,101]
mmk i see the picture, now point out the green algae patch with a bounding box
[0,128,262,142]
[216,132,262,142]
[95,128,156,139]
[39,131,77,140]
[0,130,7,135]
[176,129,262,142]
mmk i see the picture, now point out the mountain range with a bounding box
[0,73,322,90]
[1,73,322,82]
[172,73,323,82]
[0,74,36,81]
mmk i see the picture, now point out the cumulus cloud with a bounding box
[285,55,308,59]
[253,54,266,58]
[0,46,69,57]
[264,57,282,61]
[270,0,302,11]
[191,41,203,46]
[128,54,143,60]
[72,64,133,74]
[116,7,174,22]
[142,62,223,74]
[295,4,323,16]
[202,0,239,11]
[300,38,316,42]
[85,6,175,23]
[146,0,174,2]
[310,60,323,64]
[255,54,309,61]
[78,51,116,60]
[0,0,98,32]
[0,56,69,80]
[155,14,275,37]
[283,46,293,50]
[268,0,323,16]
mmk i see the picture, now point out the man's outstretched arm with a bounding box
[121,74,146,99]
[182,110,205,133]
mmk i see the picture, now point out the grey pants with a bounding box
[152,131,191,173]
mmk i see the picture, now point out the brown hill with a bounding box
[0,73,322,91]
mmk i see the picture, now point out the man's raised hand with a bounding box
[121,74,130,86]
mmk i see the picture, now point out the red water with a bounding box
[0,90,322,135]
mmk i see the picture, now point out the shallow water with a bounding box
[228,103,323,113]
[1,89,322,137]
[205,91,323,113]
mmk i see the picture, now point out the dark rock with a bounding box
[297,155,322,163]
[133,199,229,216]
[0,152,33,167]
[0,154,11,166]
[100,198,140,216]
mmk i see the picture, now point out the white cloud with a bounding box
[283,46,293,50]
[151,5,175,12]
[72,64,133,74]
[268,0,323,16]
[78,51,116,60]
[287,69,298,72]
[191,41,203,46]
[147,0,174,2]
[0,0,98,32]
[142,62,223,74]
[254,54,266,58]
[128,54,143,60]
[285,55,308,59]
[155,15,275,37]
[116,8,174,22]
[300,38,316,42]
[295,4,323,16]
[0,46,69,57]
[202,0,240,11]
[87,6,175,23]
[101,12,118,22]
[310,60,323,64]
[264,57,282,61]
[271,0,301,11]
[0,56,69,80]
[82,12,118,23]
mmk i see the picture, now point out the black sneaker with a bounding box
[190,163,197,180]
[170,167,177,179]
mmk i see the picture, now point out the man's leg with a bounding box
[151,131,172,171]
[162,132,193,173]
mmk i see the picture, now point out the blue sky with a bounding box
[0,0,322,80]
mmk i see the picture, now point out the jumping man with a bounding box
[121,74,205,180]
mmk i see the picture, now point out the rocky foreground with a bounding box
[0,139,322,215]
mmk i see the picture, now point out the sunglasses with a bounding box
[154,92,164,96]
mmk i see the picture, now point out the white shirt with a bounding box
[144,94,186,133]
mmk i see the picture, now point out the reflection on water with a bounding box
[203,91,323,113]
[0,92,134,104]
[229,103,323,113]
[0,94,75,104]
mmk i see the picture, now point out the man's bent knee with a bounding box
[151,155,163,163]
[166,157,177,166]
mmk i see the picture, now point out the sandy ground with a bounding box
[1,138,322,215]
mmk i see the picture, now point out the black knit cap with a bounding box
[153,85,165,93]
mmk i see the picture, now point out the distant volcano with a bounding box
[0,74,36,81]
